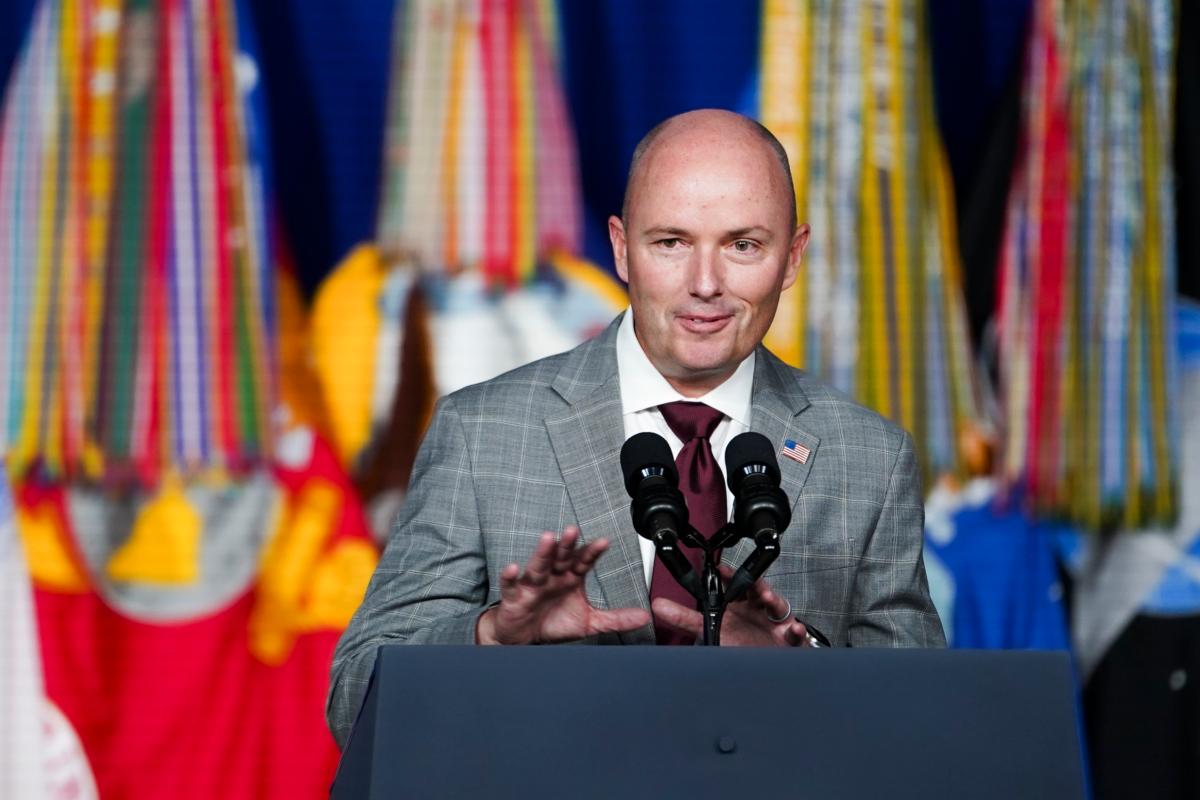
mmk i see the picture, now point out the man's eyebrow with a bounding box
[727,226,773,239]
[640,226,691,238]
[639,226,775,239]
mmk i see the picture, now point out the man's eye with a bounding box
[732,240,758,253]
[657,238,681,249]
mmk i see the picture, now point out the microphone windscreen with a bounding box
[620,432,676,496]
[724,432,781,490]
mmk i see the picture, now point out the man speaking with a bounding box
[327,109,945,746]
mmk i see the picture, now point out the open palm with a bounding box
[481,527,650,645]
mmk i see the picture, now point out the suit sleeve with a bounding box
[326,395,490,747]
[848,429,947,648]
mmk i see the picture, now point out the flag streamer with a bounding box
[376,0,581,285]
[760,0,985,482]
[0,0,276,486]
[997,0,1179,529]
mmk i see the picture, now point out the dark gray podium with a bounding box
[331,646,1085,799]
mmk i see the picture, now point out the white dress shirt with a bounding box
[614,310,754,588]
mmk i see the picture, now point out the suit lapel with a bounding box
[722,349,820,570]
[545,318,654,644]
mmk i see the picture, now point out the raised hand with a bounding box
[476,527,651,645]
[651,564,812,647]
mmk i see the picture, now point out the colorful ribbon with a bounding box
[376,0,581,285]
[0,0,276,486]
[760,0,986,483]
[997,0,1179,528]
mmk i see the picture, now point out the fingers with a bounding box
[525,527,592,582]
[497,562,523,603]
[757,586,791,622]
[587,606,651,635]
[781,619,811,648]
[538,527,607,579]
[745,580,788,617]
[572,536,609,575]
[717,563,790,620]
[522,532,559,587]
[651,597,704,638]
[550,527,580,575]
[503,528,606,602]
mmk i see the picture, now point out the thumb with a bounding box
[650,597,703,637]
[586,606,651,636]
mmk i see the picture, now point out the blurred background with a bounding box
[0,0,1197,797]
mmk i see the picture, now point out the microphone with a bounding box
[723,432,791,602]
[620,432,702,602]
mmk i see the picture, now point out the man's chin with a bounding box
[668,352,740,382]
[680,338,740,365]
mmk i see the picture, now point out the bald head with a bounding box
[607,108,810,397]
[620,109,797,228]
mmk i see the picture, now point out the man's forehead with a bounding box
[621,110,797,229]
[639,142,778,187]
[641,127,773,173]
[639,150,780,189]
[628,151,790,224]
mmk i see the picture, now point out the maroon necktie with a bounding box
[650,402,727,645]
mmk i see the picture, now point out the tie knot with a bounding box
[658,402,724,442]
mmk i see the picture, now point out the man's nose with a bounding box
[688,246,723,299]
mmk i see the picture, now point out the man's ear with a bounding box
[608,215,629,283]
[782,223,810,291]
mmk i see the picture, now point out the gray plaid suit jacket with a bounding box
[327,316,945,745]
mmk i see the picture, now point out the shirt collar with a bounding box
[615,308,754,426]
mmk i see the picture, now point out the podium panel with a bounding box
[332,646,1085,799]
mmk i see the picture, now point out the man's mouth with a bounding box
[676,313,733,334]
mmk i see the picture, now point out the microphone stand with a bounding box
[673,522,779,646]
[700,549,724,646]
[677,524,740,646]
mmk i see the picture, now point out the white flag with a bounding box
[0,473,47,799]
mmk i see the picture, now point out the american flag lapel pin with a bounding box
[780,439,810,464]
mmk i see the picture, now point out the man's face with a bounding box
[609,127,809,397]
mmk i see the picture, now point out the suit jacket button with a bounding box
[715,736,737,754]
